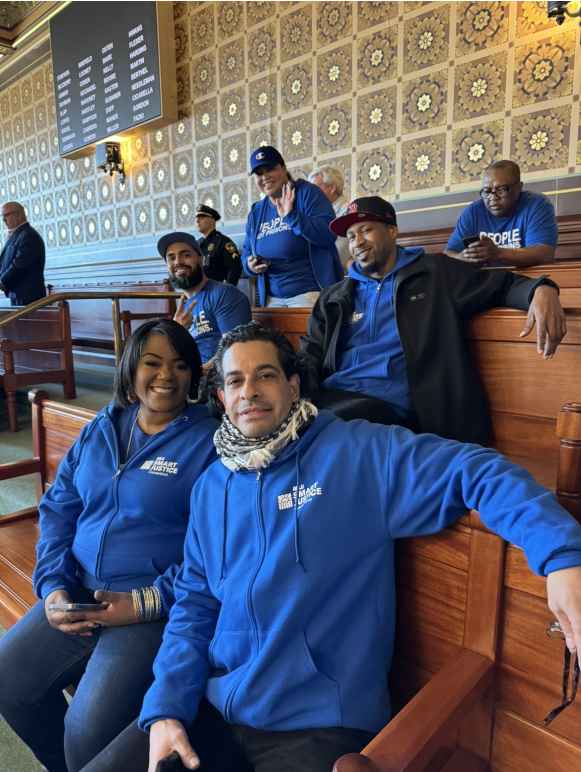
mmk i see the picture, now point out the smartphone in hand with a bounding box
[47,602,108,612]
[156,752,187,772]
[463,236,480,249]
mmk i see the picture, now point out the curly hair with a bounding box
[201,321,317,417]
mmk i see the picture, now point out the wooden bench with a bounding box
[1,304,581,769]
[0,302,75,432]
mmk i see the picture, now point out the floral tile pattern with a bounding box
[248,23,277,76]
[358,27,398,86]
[134,202,153,235]
[218,3,244,39]
[452,120,504,183]
[190,6,215,53]
[357,86,397,144]
[191,53,216,99]
[172,118,193,149]
[281,112,313,162]
[280,7,313,64]
[511,105,571,172]
[222,133,248,177]
[402,69,448,133]
[99,210,115,241]
[317,3,352,47]
[197,185,221,211]
[247,2,275,27]
[150,127,170,156]
[357,2,398,32]
[404,7,449,74]
[455,57,506,123]
[224,179,250,221]
[176,65,191,109]
[220,87,247,133]
[281,63,313,112]
[250,124,278,153]
[514,33,575,107]
[401,134,446,192]
[219,37,246,89]
[173,150,194,189]
[116,207,133,238]
[516,1,553,36]
[194,97,218,141]
[154,197,174,231]
[317,101,352,154]
[249,76,278,123]
[317,45,352,102]
[152,158,171,194]
[456,2,508,56]
[356,147,396,196]
[175,191,196,228]
[174,20,190,64]
[196,141,219,184]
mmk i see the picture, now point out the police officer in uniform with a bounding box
[195,205,242,286]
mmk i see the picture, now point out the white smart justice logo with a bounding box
[278,481,323,511]
[140,456,178,476]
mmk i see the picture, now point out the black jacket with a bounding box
[199,229,242,286]
[0,222,46,306]
[301,252,554,444]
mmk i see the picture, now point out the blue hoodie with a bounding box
[33,402,218,614]
[241,179,344,305]
[140,412,581,733]
[323,246,423,414]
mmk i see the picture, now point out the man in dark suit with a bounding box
[0,201,46,306]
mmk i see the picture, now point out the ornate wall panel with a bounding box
[0,0,579,278]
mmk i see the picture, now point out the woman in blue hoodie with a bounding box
[0,319,218,772]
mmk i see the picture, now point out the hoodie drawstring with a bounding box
[220,473,233,581]
[294,452,305,572]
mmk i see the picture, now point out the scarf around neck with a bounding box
[214,398,318,471]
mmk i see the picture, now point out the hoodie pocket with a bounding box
[208,630,253,675]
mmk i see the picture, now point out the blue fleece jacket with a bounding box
[241,179,344,305]
[323,246,423,414]
[140,412,581,733]
[33,402,218,614]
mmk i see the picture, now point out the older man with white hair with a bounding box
[0,201,46,306]
[309,165,350,270]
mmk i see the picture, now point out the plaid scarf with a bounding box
[214,399,318,471]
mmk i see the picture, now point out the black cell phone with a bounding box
[463,236,480,248]
[47,602,108,612]
[156,752,187,772]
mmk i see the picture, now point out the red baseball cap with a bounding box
[330,196,397,237]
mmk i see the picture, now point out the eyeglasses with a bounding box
[543,620,580,726]
[479,185,514,199]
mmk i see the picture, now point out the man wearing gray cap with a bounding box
[158,231,251,365]
[301,196,567,444]
[195,205,242,286]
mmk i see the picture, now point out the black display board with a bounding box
[50,1,163,156]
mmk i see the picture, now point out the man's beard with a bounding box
[170,265,204,290]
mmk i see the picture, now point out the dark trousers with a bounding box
[313,387,419,431]
[81,700,374,772]
[0,601,165,772]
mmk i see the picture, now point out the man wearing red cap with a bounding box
[301,196,567,444]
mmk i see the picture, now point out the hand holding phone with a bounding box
[248,255,270,274]
[155,751,187,772]
[463,236,480,249]
[47,602,108,613]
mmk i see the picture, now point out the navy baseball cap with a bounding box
[330,197,398,237]
[249,145,285,174]
[157,231,202,260]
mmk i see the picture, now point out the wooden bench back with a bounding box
[0,304,70,373]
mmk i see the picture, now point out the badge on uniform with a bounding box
[208,244,215,251]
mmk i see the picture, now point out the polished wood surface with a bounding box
[0,302,75,431]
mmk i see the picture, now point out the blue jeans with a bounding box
[0,601,164,772]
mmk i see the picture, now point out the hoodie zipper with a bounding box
[94,415,189,581]
[224,468,265,722]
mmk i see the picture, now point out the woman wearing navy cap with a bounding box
[242,146,343,308]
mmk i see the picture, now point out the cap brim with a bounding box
[157,232,201,258]
[329,212,395,238]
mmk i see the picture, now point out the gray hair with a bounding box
[308,165,344,197]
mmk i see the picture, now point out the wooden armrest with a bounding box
[0,339,64,351]
[0,458,41,481]
[333,649,493,772]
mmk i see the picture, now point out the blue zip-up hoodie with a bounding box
[241,179,344,306]
[33,402,218,614]
[140,412,581,733]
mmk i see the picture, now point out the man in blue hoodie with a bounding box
[301,196,567,444]
[81,324,581,772]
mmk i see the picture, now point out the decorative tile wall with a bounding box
[0,0,580,268]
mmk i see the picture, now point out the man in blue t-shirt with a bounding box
[158,232,251,365]
[446,160,557,268]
